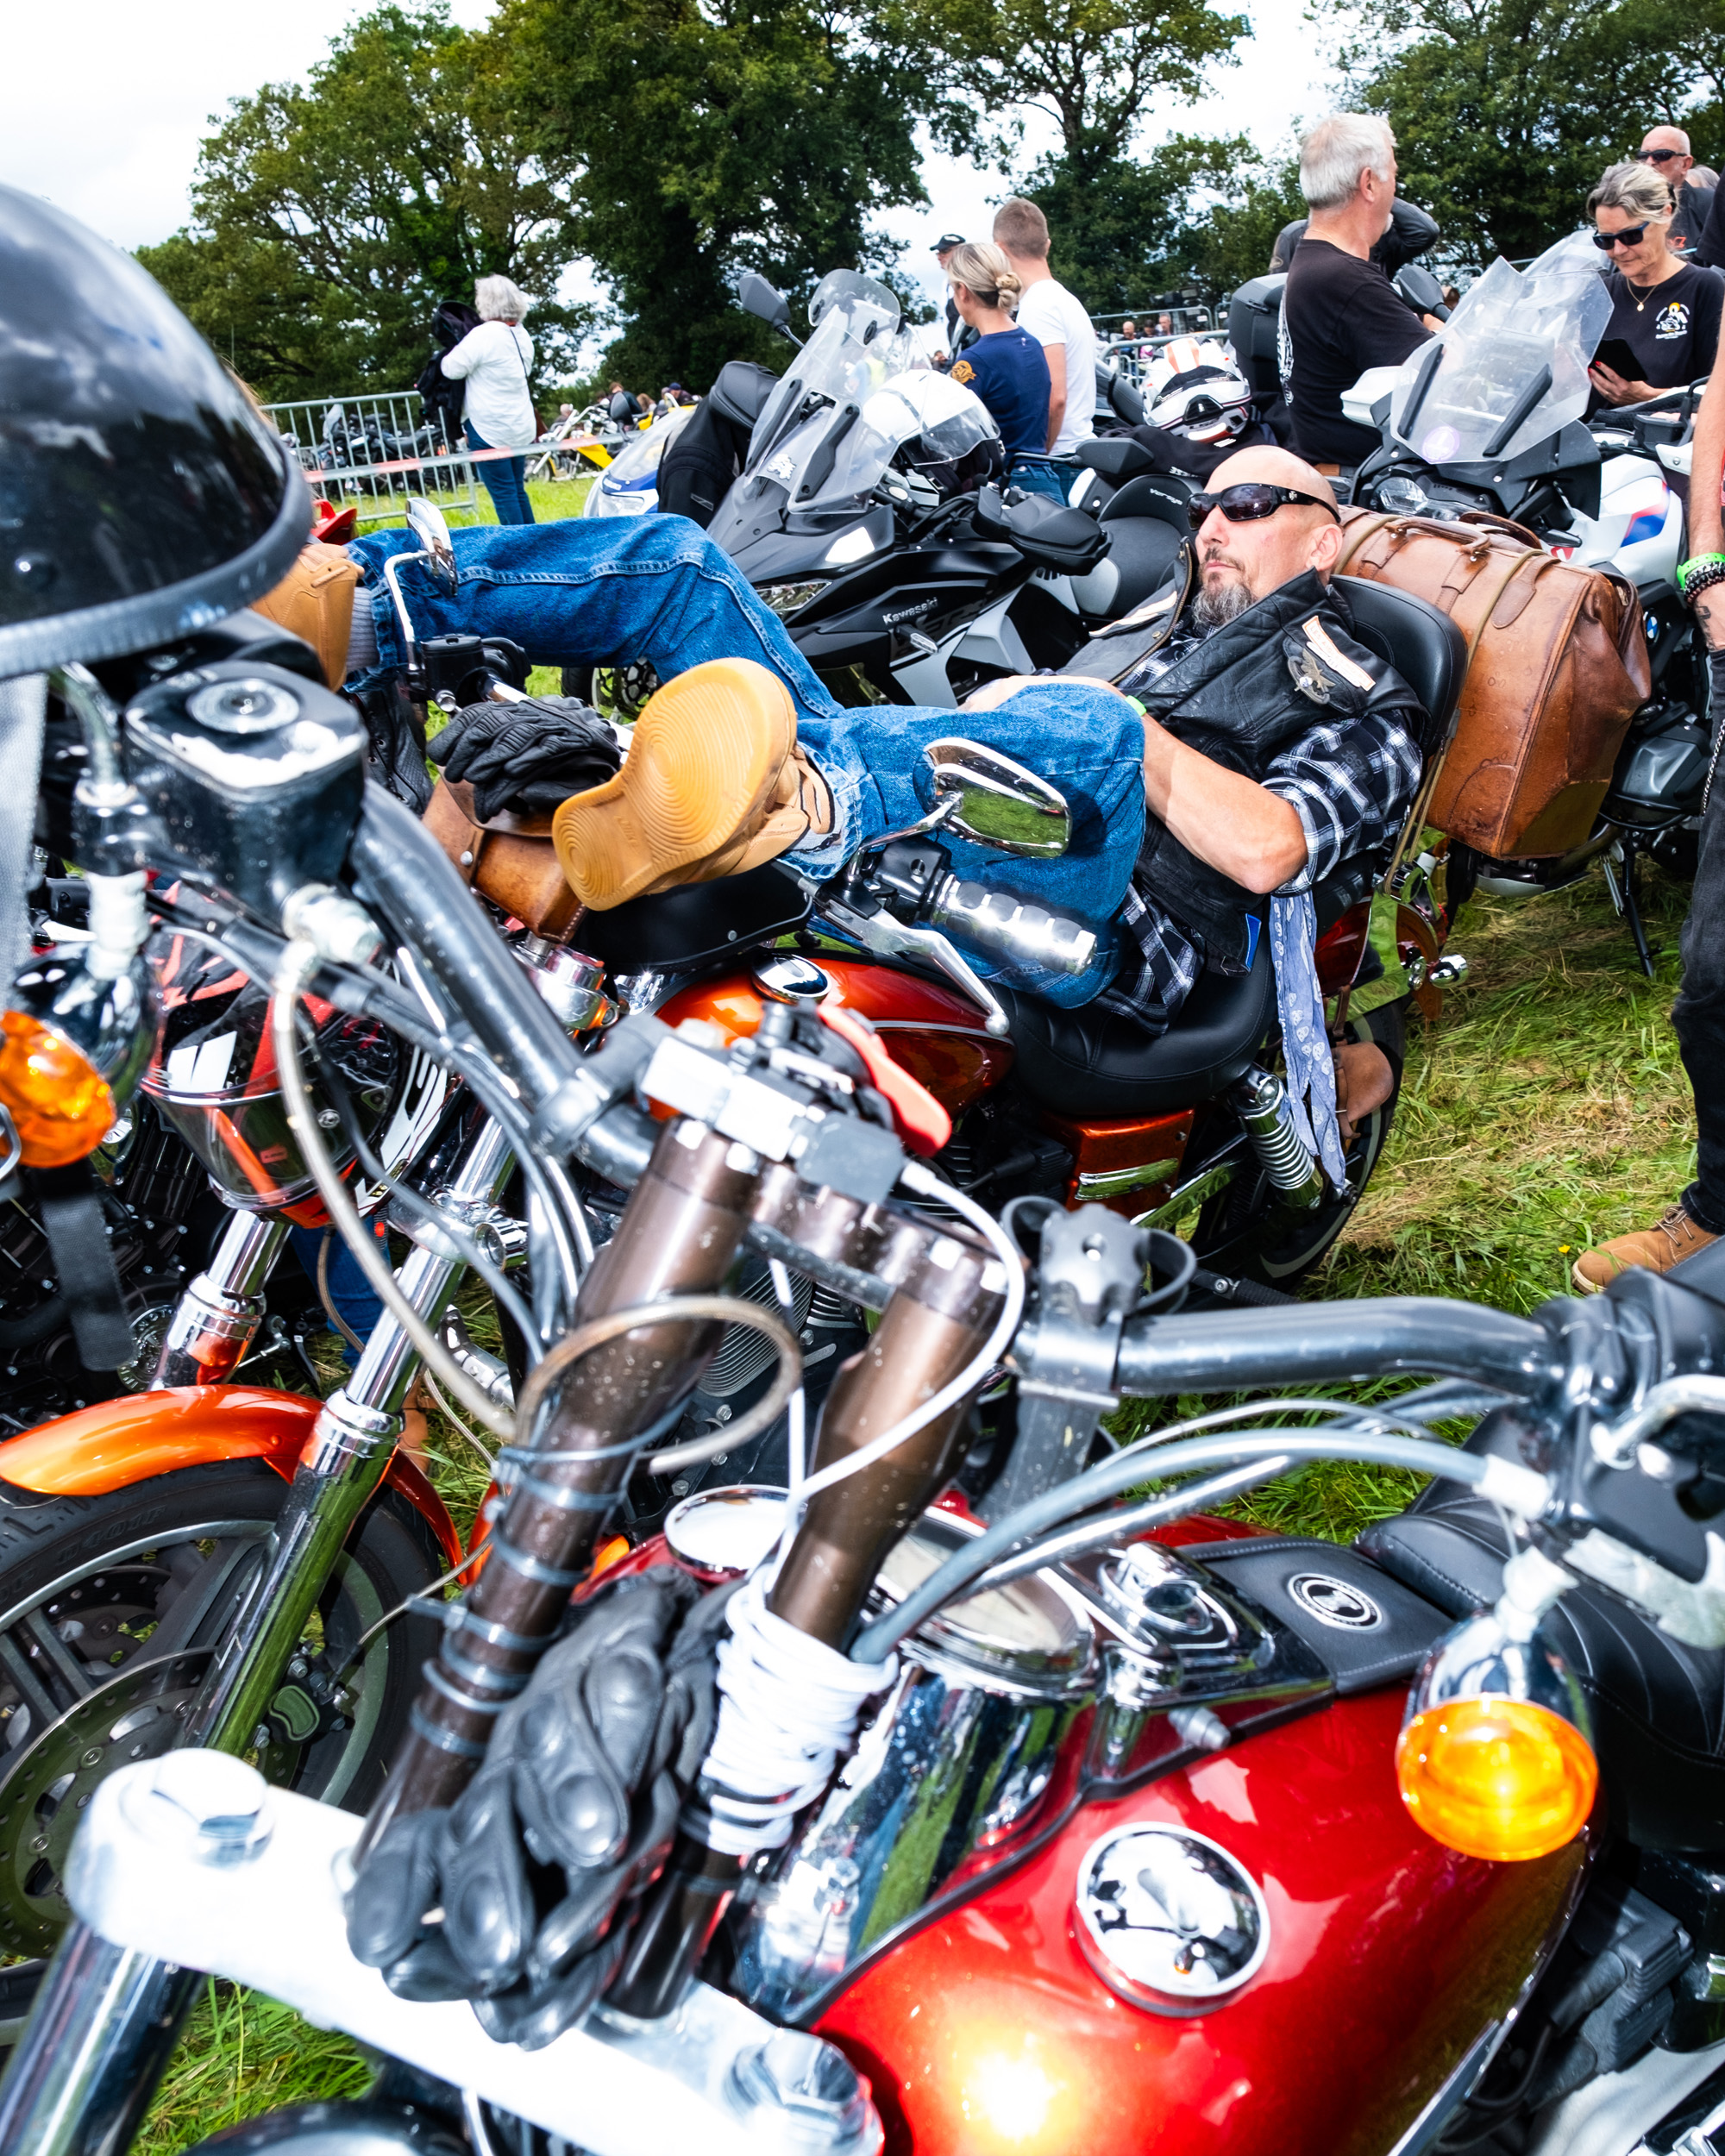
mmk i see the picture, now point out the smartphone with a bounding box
[1592,337,1641,379]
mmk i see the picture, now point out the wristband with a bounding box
[1678,554,1725,603]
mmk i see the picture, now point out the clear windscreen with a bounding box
[601,406,693,486]
[1389,232,1612,466]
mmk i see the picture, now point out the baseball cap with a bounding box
[931,232,966,252]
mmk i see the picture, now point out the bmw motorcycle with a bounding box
[1342,230,1711,970]
[8,617,1725,2156]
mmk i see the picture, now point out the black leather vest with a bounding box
[1127,570,1417,972]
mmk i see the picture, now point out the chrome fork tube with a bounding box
[0,1116,517,2156]
[150,1210,291,1388]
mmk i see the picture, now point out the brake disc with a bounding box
[0,1649,212,1955]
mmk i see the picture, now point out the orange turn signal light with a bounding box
[0,1010,116,1168]
[1396,1695,1598,1862]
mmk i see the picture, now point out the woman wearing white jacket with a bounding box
[442,275,538,524]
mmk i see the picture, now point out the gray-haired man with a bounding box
[1282,113,1435,473]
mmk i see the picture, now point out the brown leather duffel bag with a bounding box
[1335,507,1651,856]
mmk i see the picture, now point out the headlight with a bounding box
[1375,475,1430,515]
[758,580,831,618]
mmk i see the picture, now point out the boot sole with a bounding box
[552,659,794,910]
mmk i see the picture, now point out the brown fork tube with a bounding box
[608,1227,1007,2018]
[767,1233,1005,1645]
[361,1119,764,1845]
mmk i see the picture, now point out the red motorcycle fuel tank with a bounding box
[658,958,1013,1119]
[816,1683,1584,2156]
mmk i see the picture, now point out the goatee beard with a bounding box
[1192,579,1252,630]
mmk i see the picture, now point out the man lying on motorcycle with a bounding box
[260,445,1422,1175]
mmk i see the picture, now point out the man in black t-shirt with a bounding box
[1282,113,1435,470]
[1637,126,1717,260]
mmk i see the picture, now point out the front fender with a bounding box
[0,1387,462,1572]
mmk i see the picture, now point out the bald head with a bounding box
[1640,124,1694,182]
[1208,444,1339,517]
[1193,444,1346,611]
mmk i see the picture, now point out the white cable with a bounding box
[767,1258,807,1501]
[270,939,517,1440]
[788,1160,1025,1507]
[699,1571,899,1856]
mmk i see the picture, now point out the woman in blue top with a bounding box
[943,242,1063,501]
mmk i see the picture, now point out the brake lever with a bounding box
[817,893,1011,1037]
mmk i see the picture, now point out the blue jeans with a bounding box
[288,1225,385,1366]
[348,517,1145,1003]
[466,422,536,526]
[1008,457,1073,504]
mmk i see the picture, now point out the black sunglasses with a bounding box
[1593,222,1652,250]
[1188,482,1340,529]
[1634,147,1680,163]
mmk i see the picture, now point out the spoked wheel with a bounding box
[1191,1000,1405,1289]
[0,1456,442,1959]
[560,661,660,723]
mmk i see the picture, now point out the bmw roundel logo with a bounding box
[1287,1573,1383,1631]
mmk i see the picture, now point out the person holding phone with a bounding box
[1588,161,1722,409]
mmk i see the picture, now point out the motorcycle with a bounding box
[693,273,1190,715]
[1342,230,1711,972]
[10,672,1725,2153]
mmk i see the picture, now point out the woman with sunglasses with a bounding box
[1588,160,1722,409]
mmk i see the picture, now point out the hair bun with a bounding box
[997,268,1023,303]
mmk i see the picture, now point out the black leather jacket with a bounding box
[1065,556,1425,971]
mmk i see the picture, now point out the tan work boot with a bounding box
[1571,1204,1722,1294]
[1333,1039,1395,1144]
[552,658,831,910]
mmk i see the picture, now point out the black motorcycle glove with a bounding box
[347,1570,731,2049]
[434,696,622,821]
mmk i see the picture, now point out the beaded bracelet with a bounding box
[1678,554,1725,603]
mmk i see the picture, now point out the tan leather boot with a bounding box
[1571,1204,1721,1294]
[1333,1039,1395,1144]
[249,541,362,689]
[552,659,830,910]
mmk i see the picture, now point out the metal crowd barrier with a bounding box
[263,389,481,526]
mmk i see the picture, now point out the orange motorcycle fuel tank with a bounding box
[656,959,1014,1121]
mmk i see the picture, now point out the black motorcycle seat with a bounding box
[1100,473,1193,534]
[997,931,1276,1119]
[1090,515,1187,617]
[1360,1449,1725,1852]
[572,863,810,973]
[995,866,1372,1120]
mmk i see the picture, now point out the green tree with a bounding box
[139,4,590,402]
[503,0,963,390]
[1331,0,1691,271]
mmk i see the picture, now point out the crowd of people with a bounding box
[358,107,1725,1302]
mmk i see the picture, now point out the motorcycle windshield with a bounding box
[1389,232,1612,467]
[717,291,930,523]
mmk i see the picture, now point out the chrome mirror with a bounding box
[406,498,457,596]
[922,738,1070,858]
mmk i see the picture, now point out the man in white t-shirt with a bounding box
[993,196,1096,459]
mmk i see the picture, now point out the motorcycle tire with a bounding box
[0,1456,443,1962]
[1193,1000,1405,1289]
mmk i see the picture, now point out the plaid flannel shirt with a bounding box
[1098,704,1422,1029]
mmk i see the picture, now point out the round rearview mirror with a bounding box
[922,738,1071,858]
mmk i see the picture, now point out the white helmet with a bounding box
[1144,336,1253,445]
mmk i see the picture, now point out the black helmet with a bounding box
[0,185,310,679]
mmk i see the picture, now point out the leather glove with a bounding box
[434,696,621,821]
[347,1570,731,2049]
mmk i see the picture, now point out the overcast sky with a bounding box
[0,0,1338,333]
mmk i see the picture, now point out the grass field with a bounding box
[120,622,1701,2144]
